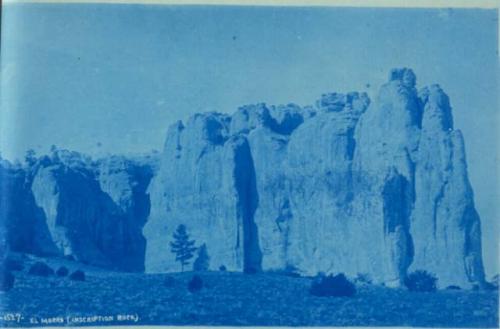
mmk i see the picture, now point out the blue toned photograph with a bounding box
[0,1,498,328]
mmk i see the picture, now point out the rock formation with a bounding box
[145,68,485,288]
[0,160,58,258]
[1,151,156,271]
[0,68,486,288]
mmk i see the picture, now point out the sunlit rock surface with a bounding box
[144,114,261,272]
[145,69,485,288]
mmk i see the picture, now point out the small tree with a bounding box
[193,243,210,271]
[170,224,197,272]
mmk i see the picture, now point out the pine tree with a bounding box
[170,224,197,272]
[193,243,210,271]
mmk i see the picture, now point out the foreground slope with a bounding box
[1,260,497,327]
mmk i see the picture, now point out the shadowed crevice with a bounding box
[233,137,262,272]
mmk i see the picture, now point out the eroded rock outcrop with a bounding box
[2,151,156,271]
[145,68,485,288]
[0,160,57,258]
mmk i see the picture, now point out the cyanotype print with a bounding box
[0,2,498,328]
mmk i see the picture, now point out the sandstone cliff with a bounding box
[1,69,485,288]
[1,151,157,271]
[145,69,485,288]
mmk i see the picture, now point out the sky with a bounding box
[0,3,498,276]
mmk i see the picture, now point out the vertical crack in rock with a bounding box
[432,181,447,238]
[233,137,262,272]
[382,168,415,286]
[463,205,486,285]
[346,126,357,161]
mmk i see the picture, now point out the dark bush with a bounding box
[69,270,85,281]
[310,273,356,297]
[1,258,24,272]
[188,275,203,293]
[219,265,227,272]
[164,276,176,287]
[56,266,69,277]
[0,272,15,292]
[28,262,54,277]
[446,285,461,290]
[404,270,437,292]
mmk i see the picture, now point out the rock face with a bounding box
[145,68,485,288]
[2,151,156,271]
[0,160,58,258]
[410,85,485,287]
[144,114,261,272]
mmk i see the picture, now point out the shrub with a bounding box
[69,270,85,281]
[164,276,176,287]
[0,272,15,292]
[56,266,69,277]
[188,275,203,293]
[28,262,54,277]
[446,285,461,290]
[1,258,24,272]
[404,270,437,292]
[310,273,356,297]
[64,255,76,261]
[219,265,227,272]
[193,244,210,272]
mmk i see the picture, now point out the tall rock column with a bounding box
[410,84,485,288]
[353,68,420,287]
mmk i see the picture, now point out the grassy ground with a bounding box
[1,256,498,327]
